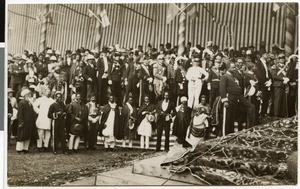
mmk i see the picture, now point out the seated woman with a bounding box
[185,105,209,151]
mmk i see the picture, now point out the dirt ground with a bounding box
[7,140,164,186]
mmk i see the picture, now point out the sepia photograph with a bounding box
[6,1,298,187]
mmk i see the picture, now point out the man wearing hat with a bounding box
[186,54,209,108]
[48,55,59,73]
[69,53,82,97]
[96,48,110,105]
[202,41,214,59]
[16,89,36,154]
[48,91,68,154]
[83,54,97,101]
[270,53,289,117]
[172,96,192,147]
[35,54,48,78]
[33,87,55,152]
[10,54,26,99]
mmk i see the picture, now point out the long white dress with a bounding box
[33,96,55,130]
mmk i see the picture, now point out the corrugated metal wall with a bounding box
[8,3,298,55]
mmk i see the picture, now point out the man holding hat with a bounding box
[68,93,89,152]
[16,89,36,154]
[48,91,68,154]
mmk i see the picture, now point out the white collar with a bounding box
[108,102,116,109]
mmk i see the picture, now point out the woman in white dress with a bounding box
[137,112,155,149]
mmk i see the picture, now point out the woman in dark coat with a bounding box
[172,96,192,147]
[16,89,36,154]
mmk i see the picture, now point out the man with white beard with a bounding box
[186,54,209,108]
[33,87,55,152]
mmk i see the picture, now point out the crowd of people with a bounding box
[7,41,298,155]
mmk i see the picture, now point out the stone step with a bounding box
[96,166,192,185]
[64,166,193,186]
[133,155,292,186]
[133,155,206,185]
[96,134,177,150]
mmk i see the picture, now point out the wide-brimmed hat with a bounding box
[86,54,95,60]
[7,88,14,94]
[50,56,57,61]
[71,123,84,135]
[21,89,31,97]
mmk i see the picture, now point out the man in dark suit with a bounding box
[255,50,272,117]
[155,91,176,151]
[233,58,246,130]
[108,52,123,106]
[83,54,97,101]
[123,52,139,106]
[96,49,110,105]
[220,64,255,135]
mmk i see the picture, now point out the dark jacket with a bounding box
[156,100,176,123]
[99,103,122,139]
[17,99,36,141]
[219,73,241,100]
